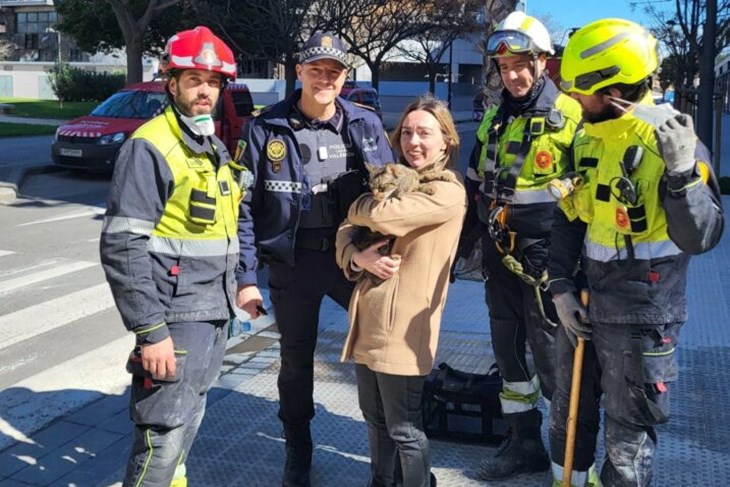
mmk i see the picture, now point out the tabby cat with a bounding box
[352,162,451,284]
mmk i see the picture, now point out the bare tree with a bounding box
[106,0,182,84]
[338,0,432,90]
[631,0,730,105]
[395,0,482,94]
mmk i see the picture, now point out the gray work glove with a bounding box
[553,292,591,347]
[655,113,697,175]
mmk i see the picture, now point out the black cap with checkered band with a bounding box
[298,32,349,68]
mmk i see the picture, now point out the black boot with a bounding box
[477,410,549,481]
[282,423,312,487]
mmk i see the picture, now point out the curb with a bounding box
[0,164,63,204]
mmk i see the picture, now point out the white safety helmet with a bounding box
[486,11,554,57]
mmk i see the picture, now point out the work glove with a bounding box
[552,292,591,347]
[655,113,697,175]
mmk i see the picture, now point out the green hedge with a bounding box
[48,63,126,102]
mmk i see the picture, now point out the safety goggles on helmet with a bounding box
[486,30,537,56]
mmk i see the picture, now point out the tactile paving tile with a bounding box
[186,210,730,486]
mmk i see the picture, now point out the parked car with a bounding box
[51,80,254,173]
[345,87,383,120]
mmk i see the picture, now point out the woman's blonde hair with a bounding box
[390,95,460,170]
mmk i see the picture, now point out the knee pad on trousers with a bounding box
[601,417,655,487]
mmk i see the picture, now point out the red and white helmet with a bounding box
[160,26,237,81]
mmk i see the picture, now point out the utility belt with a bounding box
[298,169,369,229]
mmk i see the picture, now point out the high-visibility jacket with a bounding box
[467,77,581,237]
[101,106,243,344]
[549,95,724,324]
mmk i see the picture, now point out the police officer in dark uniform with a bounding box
[235,32,393,487]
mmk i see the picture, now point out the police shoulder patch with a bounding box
[267,139,287,162]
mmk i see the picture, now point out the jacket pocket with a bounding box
[385,273,400,334]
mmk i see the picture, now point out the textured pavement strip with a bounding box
[1,197,729,486]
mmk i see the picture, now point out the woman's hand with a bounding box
[352,240,401,281]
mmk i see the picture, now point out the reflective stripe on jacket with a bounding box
[552,94,724,324]
[470,79,581,236]
[101,106,241,342]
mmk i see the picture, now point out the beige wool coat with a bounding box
[335,166,467,376]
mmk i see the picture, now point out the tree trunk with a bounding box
[428,66,437,94]
[370,63,380,92]
[126,37,144,85]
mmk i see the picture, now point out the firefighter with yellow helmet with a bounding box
[100,26,245,487]
[462,10,582,481]
[548,18,724,486]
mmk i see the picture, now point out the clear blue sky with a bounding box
[527,0,654,46]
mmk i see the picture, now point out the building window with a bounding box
[16,11,58,34]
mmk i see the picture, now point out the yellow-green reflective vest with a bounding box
[559,102,675,261]
[476,92,581,205]
[133,107,241,246]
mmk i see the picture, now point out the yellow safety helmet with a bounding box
[486,11,554,57]
[560,18,658,95]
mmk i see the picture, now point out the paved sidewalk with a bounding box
[0,115,67,126]
[1,196,729,486]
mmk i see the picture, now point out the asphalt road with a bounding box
[0,135,54,167]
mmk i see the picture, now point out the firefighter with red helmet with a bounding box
[100,26,244,487]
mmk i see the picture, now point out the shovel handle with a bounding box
[562,290,589,487]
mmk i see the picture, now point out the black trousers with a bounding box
[549,321,681,486]
[268,247,355,425]
[356,365,430,487]
[482,236,557,426]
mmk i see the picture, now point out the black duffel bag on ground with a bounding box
[422,362,506,444]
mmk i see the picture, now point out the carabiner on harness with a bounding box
[487,205,516,254]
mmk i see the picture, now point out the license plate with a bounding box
[60,148,82,157]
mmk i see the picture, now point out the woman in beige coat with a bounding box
[335,95,467,487]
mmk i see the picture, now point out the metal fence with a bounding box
[675,87,724,176]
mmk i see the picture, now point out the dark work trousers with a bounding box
[268,247,355,426]
[123,320,228,487]
[483,237,556,429]
[549,321,681,486]
[355,364,430,487]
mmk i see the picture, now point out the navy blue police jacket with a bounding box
[236,90,394,286]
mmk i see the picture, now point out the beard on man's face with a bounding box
[582,101,621,124]
[174,92,214,118]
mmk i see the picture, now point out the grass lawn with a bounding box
[0,123,58,137]
[0,97,96,119]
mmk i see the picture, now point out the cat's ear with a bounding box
[365,163,378,175]
[387,163,398,175]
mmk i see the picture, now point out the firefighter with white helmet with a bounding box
[459,10,582,480]
[100,26,244,487]
[549,18,724,486]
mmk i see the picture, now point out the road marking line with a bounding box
[0,250,15,257]
[16,205,106,227]
[0,260,97,295]
[0,283,115,349]
[0,333,134,452]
